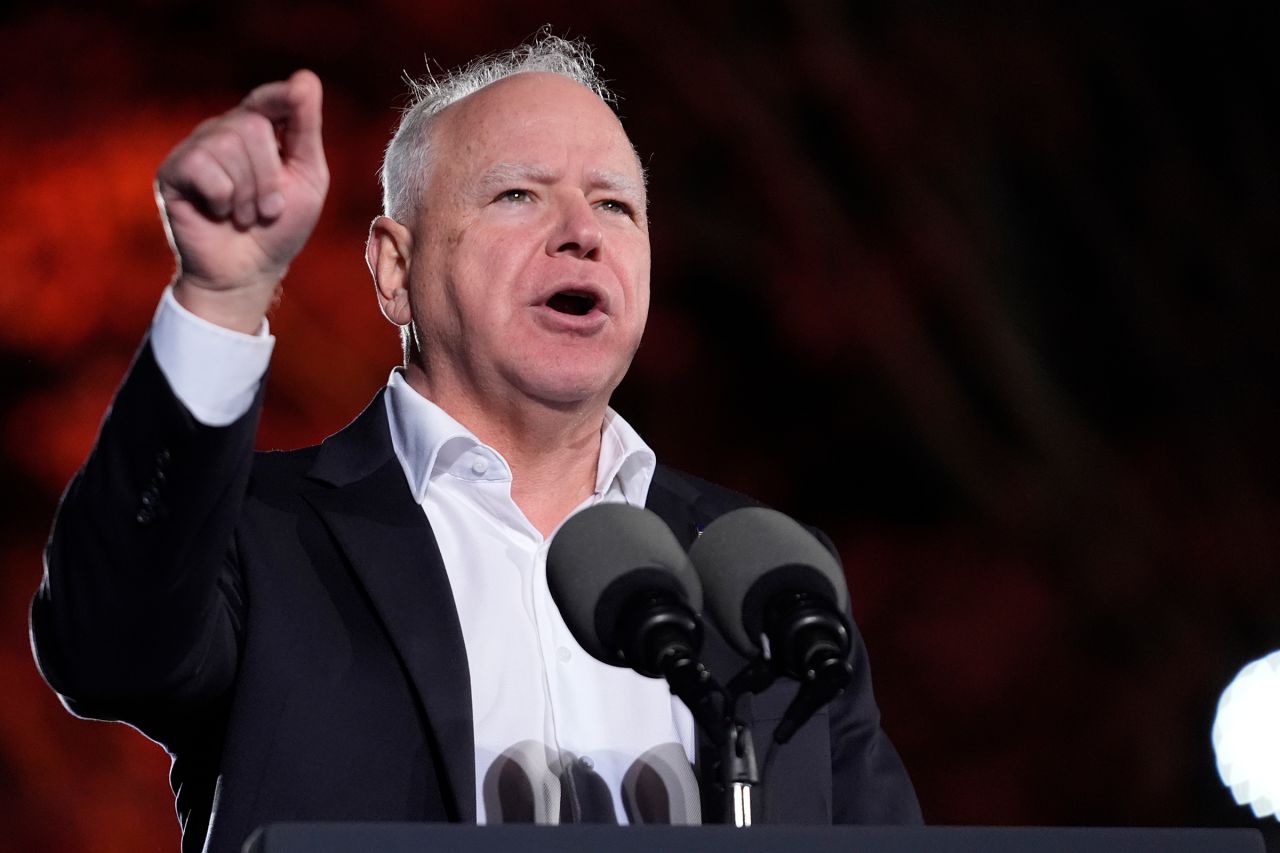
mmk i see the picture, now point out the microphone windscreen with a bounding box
[547,503,702,666]
[688,507,848,658]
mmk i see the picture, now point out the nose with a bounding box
[548,194,603,260]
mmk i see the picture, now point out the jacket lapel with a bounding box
[301,392,476,822]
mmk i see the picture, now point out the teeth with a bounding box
[547,292,595,316]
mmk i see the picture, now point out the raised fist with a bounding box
[156,69,329,333]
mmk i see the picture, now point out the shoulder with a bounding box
[649,464,763,515]
[649,464,839,558]
[646,465,769,548]
[246,444,322,503]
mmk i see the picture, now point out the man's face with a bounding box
[404,72,650,414]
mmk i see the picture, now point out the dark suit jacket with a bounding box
[31,343,921,853]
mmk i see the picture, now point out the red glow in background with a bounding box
[2,3,1279,851]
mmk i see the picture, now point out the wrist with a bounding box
[171,275,282,334]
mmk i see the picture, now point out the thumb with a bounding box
[241,69,326,175]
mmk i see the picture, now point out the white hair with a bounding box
[379,33,617,223]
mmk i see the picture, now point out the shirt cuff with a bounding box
[150,285,275,427]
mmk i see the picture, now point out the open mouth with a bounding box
[545,290,599,316]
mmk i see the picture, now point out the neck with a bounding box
[404,365,607,537]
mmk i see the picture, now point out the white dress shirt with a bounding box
[149,286,701,824]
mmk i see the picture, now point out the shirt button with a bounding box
[556,646,571,663]
[470,456,489,475]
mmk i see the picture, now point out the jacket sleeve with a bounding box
[827,616,924,823]
[802,526,922,824]
[30,339,263,727]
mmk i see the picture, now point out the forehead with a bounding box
[429,72,644,182]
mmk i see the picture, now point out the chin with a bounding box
[515,368,623,410]
[530,382,614,410]
[503,341,638,408]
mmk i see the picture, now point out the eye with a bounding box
[495,189,532,203]
[597,198,634,216]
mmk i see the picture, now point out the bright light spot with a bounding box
[1213,650,1280,820]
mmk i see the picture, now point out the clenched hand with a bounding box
[156,69,329,333]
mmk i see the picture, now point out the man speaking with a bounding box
[31,35,920,853]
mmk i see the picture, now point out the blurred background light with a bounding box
[1213,651,1280,821]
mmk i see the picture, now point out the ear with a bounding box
[366,215,414,326]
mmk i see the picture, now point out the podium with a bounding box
[244,823,1265,853]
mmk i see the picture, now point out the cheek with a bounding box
[461,218,532,270]
[621,240,652,311]
[637,279,651,319]
[447,230,536,322]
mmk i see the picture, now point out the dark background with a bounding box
[2,2,1279,851]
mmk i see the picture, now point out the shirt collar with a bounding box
[384,369,657,508]
[597,407,657,507]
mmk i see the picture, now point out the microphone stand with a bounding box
[722,718,759,827]
[656,651,761,826]
[633,593,851,826]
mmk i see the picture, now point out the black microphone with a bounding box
[688,507,855,744]
[547,504,725,738]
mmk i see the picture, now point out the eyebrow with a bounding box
[476,162,647,203]
[477,162,559,193]
[586,169,647,202]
